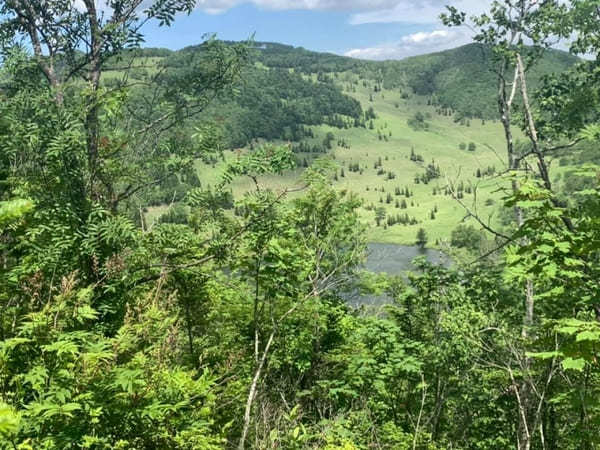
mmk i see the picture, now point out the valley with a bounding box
[196,79,514,245]
[128,41,577,246]
[4,1,600,447]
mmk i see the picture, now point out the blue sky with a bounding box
[141,1,487,60]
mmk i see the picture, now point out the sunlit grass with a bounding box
[194,80,523,245]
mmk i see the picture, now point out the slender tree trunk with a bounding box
[497,48,538,449]
[517,384,532,450]
[497,58,535,337]
[238,296,303,450]
[254,257,261,363]
[239,332,274,450]
[83,0,103,201]
[412,373,427,450]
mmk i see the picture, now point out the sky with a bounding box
[141,0,491,60]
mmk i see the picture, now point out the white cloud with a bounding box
[341,1,492,60]
[344,28,472,60]
[402,29,450,44]
[193,0,491,22]
[195,0,401,14]
[349,0,490,25]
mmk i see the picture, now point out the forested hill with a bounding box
[248,41,365,73]
[155,43,364,148]
[133,41,578,132]
[379,43,579,118]
[246,41,578,118]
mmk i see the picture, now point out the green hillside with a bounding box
[250,41,578,119]
[380,44,578,118]
[198,43,576,245]
[118,41,578,122]
[114,42,578,245]
[194,76,514,245]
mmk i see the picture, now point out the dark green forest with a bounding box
[169,44,363,147]
[1,1,600,450]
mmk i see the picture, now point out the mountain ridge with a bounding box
[141,40,578,120]
[245,41,579,118]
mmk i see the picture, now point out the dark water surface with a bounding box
[347,243,450,307]
[365,243,449,274]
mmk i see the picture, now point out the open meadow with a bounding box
[195,76,522,245]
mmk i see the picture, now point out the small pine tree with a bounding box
[416,228,428,248]
[375,207,386,227]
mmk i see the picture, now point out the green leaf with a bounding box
[42,340,79,358]
[527,351,561,360]
[0,403,20,437]
[575,330,600,342]
[0,199,33,227]
[580,123,600,141]
[561,357,586,372]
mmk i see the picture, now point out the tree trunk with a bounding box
[83,0,103,201]
[239,332,274,450]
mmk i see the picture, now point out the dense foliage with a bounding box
[211,64,363,147]
[0,1,599,449]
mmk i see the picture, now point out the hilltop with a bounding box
[248,41,579,119]
[127,41,578,123]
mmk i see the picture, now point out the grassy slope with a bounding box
[191,42,576,246]
[196,77,521,245]
[114,45,566,246]
[333,81,513,244]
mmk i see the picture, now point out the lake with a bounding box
[364,243,449,274]
[347,243,450,307]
